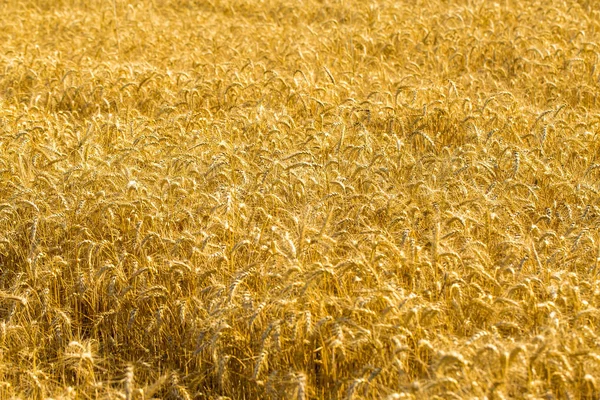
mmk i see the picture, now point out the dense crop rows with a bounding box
[1,0,600,398]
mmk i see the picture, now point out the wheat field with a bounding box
[1,0,600,398]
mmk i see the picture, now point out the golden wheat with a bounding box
[1,0,600,398]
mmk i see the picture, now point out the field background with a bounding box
[1,0,600,398]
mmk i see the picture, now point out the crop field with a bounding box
[2,0,600,398]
